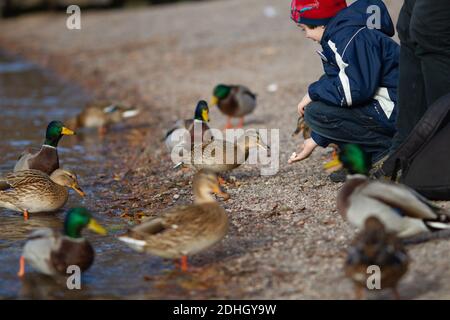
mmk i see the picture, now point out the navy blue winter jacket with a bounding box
[308,0,400,145]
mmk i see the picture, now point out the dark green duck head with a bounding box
[325,144,372,176]
[44,121,75,147]
[194,100,210,122]
[64,207,107,239]
[210,84,231,106]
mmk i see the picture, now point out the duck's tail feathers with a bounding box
[117,235,146,252]
[173,162,185,169]
[122,109,140,118]
[402,229,450,246]
[424,213,450,231]
[425,220,450,231]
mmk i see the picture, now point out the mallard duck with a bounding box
[345,216,409,300]
[292,117,311,139]
[182,130,269,177]
[18,207,107,278]
[14,121,75,175]
[0,169,85,220]
[326,144,450,238]
[66,101,140,134]
[118,170,229,271]
[210,84,257,129]
[164,100,213,153]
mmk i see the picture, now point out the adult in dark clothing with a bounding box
[390,0,450,152]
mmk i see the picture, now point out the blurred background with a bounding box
[0,0,212,17]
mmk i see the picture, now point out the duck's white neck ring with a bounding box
[42,144,57,149]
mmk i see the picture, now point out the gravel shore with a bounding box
[2,0,450,299]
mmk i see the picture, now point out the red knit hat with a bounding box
[291,0,347,26]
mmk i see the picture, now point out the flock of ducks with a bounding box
[2,83,450,299]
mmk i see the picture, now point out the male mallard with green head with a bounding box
[164,100,213,152]
[210,84,257,129]
[326,144,450,238]
[14,121,75,175]
[118,170,229,272]
[0,169,85,220]
[66,100,140,135]
[18,207,107,277]
[345,216,409,300]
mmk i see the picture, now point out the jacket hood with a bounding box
[323,0,395,42]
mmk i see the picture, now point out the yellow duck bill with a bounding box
[61,127,76,136]
[87,219,108,235]
[323,157,343,173]
[210,96,219,107]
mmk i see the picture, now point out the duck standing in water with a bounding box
[14,121,75,175]
[210,84,257,129]
[18,207,107,277]
[0,169,85,220]
[118,170,229,272]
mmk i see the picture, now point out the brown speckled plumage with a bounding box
[345,217,409,299]
[126,203,228,259]
[0,169,81,214]
[189,131,268,173]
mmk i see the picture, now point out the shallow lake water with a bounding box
[0,51,181,299]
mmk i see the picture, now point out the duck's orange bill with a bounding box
[72,184,86,197]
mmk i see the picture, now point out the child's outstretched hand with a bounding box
[288,138,318,164]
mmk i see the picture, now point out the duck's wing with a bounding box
[359,181,446,219]
[23,228,58,276]
[119,205,197,251]
[135,205,220,236]
[164,119,191,140]
[235,86,257,114]
[133,205,197,234]
[0,175,10,191]
[14,148,38,172]
[237,85,257,100]
[131,217,167,236]
[3,170,48,189]
[200,140,236,164]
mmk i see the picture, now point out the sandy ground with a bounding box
[1,0,450,300]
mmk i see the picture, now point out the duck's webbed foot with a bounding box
[17,256,25,278]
